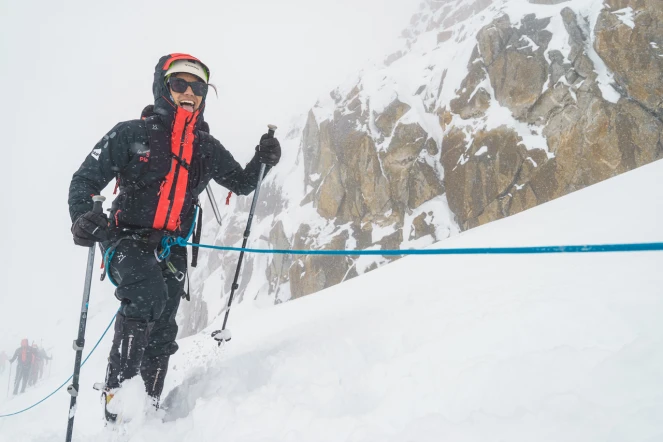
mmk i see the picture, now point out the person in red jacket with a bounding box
[9,339,33,395]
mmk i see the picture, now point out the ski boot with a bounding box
[93,382,118,422]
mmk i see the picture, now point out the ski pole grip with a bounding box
[91,195,106,214]
[267,124,277,138]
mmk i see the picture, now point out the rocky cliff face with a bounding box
[179,0,663,335]
[442,0,662,229]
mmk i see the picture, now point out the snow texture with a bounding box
[1,155,662,442]
[1,1,658,441]
[613,7,636,29]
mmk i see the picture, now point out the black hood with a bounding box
[152,53,210,127]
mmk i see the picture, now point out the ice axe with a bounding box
[211,124,276,345]
[65,195,105,442]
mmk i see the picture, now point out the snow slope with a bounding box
[1,158,661,441]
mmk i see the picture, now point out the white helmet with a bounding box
[165,59,209,83]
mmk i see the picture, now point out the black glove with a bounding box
[71,211,109,247]
[255,134,281,167]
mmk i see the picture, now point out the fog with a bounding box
[0,0,421,351]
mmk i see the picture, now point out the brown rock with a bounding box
[424,138,439,156]
[385,51,405,67]
[409,212,436,240]
[289,230,356,300]
[408,160,445,210]
[552,97,663,194]
[477,15,514,67]
[266,220,292,294]
[476,14,551,118]
[547,50,568,86]
[527,83,576,125]
[317,164,344,218]
[302,113,335,190]
[528,158,558,204]
[352,135,392,218]
[442,126,526,226]
[449,47,491,119]
[382,122,431,210]
[438,30,453,44]
[374,99,412,136]
[376,230,404,264]
[437,107,453,130]
[474,195,507,228]
[507,183,539,216]
[595,0,663,117]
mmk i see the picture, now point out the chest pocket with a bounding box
[120,141,152,182]
[122,116,172,190]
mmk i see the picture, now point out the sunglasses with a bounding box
[167,77,208,97]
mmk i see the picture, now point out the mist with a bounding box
[0,0,421,352]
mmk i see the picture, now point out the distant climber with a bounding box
[9,339,33,395]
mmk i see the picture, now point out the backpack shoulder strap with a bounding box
[144,115,169,153]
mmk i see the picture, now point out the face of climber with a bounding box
[168,72,206,112]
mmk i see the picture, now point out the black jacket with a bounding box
[10,346,33,368]
[68,53,267,235]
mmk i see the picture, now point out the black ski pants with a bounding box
[13,364,30,395]
[105,239,185,393]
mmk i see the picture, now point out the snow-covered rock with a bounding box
[181,0,663,334]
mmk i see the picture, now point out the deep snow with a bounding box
[1,158,661,441]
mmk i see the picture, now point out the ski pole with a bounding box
[211,124,276,345]
[65,195,105,442]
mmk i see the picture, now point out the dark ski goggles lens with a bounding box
[168,77,208,97]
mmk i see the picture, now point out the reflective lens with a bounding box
[167,77,208,97]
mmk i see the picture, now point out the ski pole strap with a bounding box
[175,241,663,256]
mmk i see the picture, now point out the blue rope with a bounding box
[175,241,663,255]
[4,237,657,418]
[103,246,119,287]
[157,206,199,261]
[0,313,116,418]
[139,212,660,260]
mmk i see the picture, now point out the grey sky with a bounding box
[0,0,421,350]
